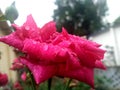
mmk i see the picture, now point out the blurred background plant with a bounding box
[0,1,18,24]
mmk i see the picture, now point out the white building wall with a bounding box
[90,30,114,46]
[114,27,120,54]
[112,27,120,65]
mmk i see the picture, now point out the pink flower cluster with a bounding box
[0,72,8,86]
[13,81,23,90]
[0,15,105,88]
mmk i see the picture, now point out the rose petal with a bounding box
[20,57,57,84]
[58,64,94,88]
[0,32,23,50]
[23,39,70,63]
[40,21,56,42]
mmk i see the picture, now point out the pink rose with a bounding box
[0,72,8,86]
[10,58,24,70]
[0,15,106,88]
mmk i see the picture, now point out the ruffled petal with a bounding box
[95,61,106,70]
[23,39,70,63]
[12,15,41,41]
[22,15,40,40]
[58,64,94,88]
[67,35,105,68]
[40,21,56,42]
[0,32,23,50]
[20,57,57,84]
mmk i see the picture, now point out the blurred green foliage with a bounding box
[5,1,19,23]
[0,1,19,24]
[0,75,111,90]
[53,0,109,37]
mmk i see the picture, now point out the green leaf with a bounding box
[0,15,7,21]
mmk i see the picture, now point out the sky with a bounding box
[0,0,120,27]
[0,0,57,27]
